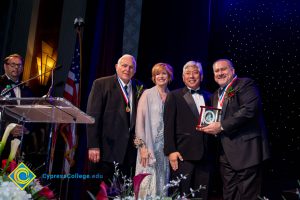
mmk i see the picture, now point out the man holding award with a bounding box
[164,61,215,199]
[199,59,270,200]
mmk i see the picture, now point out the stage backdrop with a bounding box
[81,0,299,198]
[207,0,299,192]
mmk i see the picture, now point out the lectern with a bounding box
[0,97,94,124]
[0,97,94,173]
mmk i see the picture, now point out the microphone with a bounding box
[0,65,62,98]
[0,84,12,97]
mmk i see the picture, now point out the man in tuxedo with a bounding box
[0,53,34,159]
[200,59,270,200]
[87,54,143,185]
[1,54,33,98]
[164,61,215,199]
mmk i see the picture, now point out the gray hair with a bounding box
[182,60,204,81]
[117,54,136,68]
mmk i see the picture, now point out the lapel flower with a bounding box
[225,86,239,100]
[136,85,144,99]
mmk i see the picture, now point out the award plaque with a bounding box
[197,106,221,128]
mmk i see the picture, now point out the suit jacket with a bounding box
[0,74,34,159]
[164,87,214,161]
[0,74,34,124]
[213,77,270,170]
[86,74,142,164]
[0,75,33,99]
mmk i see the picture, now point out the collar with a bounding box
[117,76,132,88]
[187,87,200,91]
[5,74,19,84]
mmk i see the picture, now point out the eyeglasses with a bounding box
[6,62,23,69]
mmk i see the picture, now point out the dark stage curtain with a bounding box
[137,0,211,90]
[70,0,126,199]
[81,0,126,108]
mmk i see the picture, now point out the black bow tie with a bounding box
[190,89,201,95]
[7,79,19,85]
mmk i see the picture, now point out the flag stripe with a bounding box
[61,35,81,174]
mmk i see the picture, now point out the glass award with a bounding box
[197,106,221,128]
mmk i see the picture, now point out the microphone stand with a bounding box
[0,65,62,98]
[45,67,55,98]
[44,68,55,174]
[0,65,61,166]
[41,66,77,174]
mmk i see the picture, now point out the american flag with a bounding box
[64,37,80,106]
[49,36,81,175]
[61,36,81,174]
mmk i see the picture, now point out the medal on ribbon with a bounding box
[125,105,131,112]
[118,78,131,113]
[218,75,237,108]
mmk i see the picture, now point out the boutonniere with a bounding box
[136,85,144,99]
[225,87,239,100]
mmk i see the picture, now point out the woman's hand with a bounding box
[139,146,149,167]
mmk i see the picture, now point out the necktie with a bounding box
[124,85,129,96]
[124,85,130,107]
[190,89,201,95]
[7,78,18,84]
[218,87,225,98]
[124,85,131,126]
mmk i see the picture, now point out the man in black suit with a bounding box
[164,61,214,199]
[200,59,270,200]
[87,54,143,185]
[0,53,34,159]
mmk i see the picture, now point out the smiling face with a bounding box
[213,59,235,88]
[4,55,23,82]
[182,65,201,90]
[115,55,136,84]
[151,63,173,87]
[154,69,169,87]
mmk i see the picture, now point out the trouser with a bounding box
[220,153,262,200]
[169,160,211,199]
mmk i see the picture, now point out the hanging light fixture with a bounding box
[36,41,57,85]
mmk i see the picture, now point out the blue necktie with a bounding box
[124,85,129,95]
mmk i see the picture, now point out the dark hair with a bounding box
[212,58,234,69]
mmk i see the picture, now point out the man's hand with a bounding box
[168,151,183,171]
[197,122,222,136]
[10,125,27,137]
[88,148,100,163]
[139,146,149,167]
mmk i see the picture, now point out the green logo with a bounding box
[8,162,36,190]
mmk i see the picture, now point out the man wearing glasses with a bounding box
[0,53,34,159]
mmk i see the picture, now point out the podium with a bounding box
[0,97,94,173]
[0,97,94,124]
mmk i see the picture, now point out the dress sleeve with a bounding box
[135,89,148,143]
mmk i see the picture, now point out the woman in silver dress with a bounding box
[134,63,173,199]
